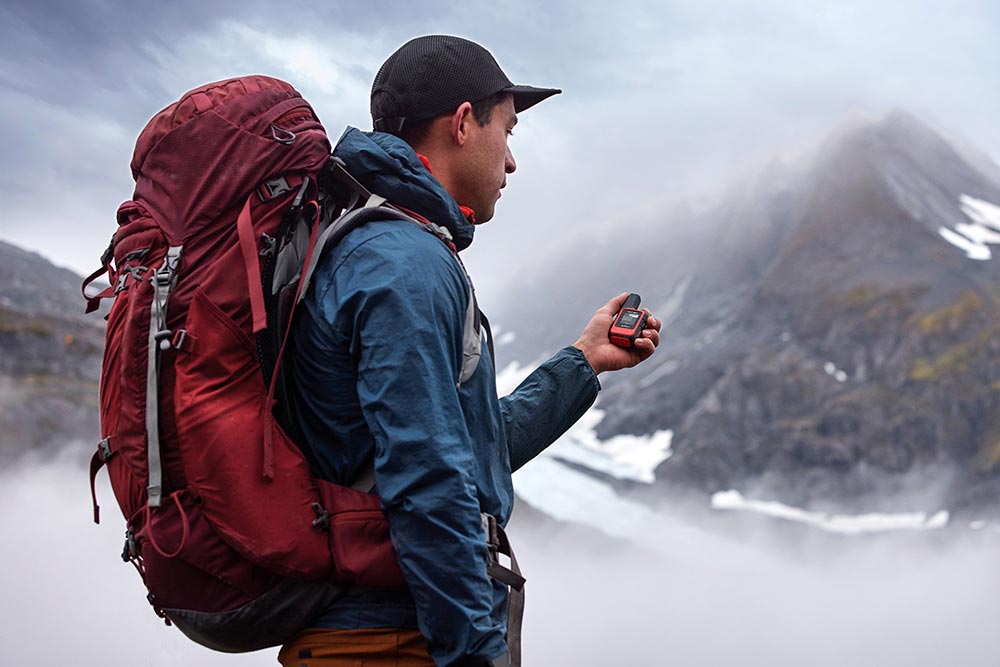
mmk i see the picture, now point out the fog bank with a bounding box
[3,459,998,666]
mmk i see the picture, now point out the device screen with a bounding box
[616,310,642,329]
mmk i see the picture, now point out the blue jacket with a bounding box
[289,127,600,666]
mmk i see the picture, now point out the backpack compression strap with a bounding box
[146,245,183,507]
[237,196,269,334]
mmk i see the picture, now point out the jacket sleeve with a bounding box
[500,346,601,472]
[328,231,507,666]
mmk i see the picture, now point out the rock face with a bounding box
[0,242,104,463]
[490,111,1000,513]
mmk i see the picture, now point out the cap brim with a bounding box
[505,85,562,113]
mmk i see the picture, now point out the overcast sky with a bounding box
[2,0,999,305]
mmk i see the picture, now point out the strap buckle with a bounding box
[311,503,331,531]
[153,247,182,286]
[482,514,526,591]
[98,437,114,462]
[483,513,501,549]
[122,526,137,562]
[257,176,293,201]
[114,265,148,295]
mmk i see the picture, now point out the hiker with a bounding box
[278,36,661,667]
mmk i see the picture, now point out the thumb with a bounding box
[599,292,630,317]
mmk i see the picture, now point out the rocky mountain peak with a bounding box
[808,111,1000,235]
[489,109,1000,516]
[0,241,99,323]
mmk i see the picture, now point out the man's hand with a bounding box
[573,292,661,375]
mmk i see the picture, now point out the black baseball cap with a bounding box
[371,35,561,133]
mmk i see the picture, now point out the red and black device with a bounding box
[609,293,649,348]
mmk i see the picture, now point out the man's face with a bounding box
[456,95,517,224]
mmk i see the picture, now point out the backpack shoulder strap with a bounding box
[291,160,485,392]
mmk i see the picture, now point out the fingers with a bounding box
[642,327,660,348]
[628,338,655,365]
[599,292,630,317]
[626,322,660,365]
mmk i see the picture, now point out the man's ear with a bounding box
[449,101,474,147]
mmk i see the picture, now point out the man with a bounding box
[279,35,661,667]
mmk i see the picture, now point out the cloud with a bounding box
[0,460,275,666]
[514,522,1000,666]
[7,458,999,666]
[1,0,999,294]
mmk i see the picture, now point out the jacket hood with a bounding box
[332,127,475,251]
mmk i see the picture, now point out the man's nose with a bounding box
[505,145,517,174]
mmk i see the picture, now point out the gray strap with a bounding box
[453,253,482,387]
[294,194,482,386]
[296,206,415,306]
[145,245,183,508]
[350,460,376,493]
[458,280,482,387]
[364,193,387,208]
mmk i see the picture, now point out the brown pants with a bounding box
[277,628,435,667]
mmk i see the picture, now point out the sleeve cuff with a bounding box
[563,345,602,394]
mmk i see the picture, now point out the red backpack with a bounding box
[83,76,422,652]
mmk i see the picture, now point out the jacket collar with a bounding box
[332,127,475,251]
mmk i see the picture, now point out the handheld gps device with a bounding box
[609,293,649,348]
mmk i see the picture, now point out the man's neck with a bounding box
[415,151,476,224]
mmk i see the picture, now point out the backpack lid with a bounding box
[131,76,299,180]
[127,75,331,246]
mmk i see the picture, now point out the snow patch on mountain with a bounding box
[514,457,659,538]
[496,331,516,346]
[497,357,673,484]
[498,351,677,546]
[938,194,1000,260]
[711,489,950,535]
[495,358,538,395]
[513,456,726,557]
[960,194,1000,230]
[548,407,673,484]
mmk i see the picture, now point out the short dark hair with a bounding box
[371,91,511,146]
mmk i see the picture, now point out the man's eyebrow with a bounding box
[510,114,518,127]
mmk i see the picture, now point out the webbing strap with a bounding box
[90,438,115,524]
[452,253,483,386]
[295,205,417,307]
[89,449,105,524]
[479,311,496,372]
[146,245,183,508]
[82,265,111,314]
[459,280,482,386]
[483,514,526,667]
[237,195,269,334]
